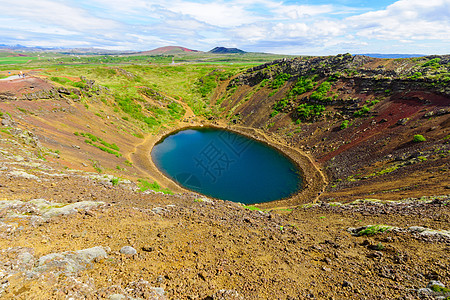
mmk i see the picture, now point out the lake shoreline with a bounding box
[133,118,327,208]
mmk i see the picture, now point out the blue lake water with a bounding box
[151,127,302,204]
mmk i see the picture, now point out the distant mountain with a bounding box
[209,47,246,54]
[357,53,425,59]
[138,46,200,55]
[0,44,133,55]
[58,48,134,55]
[0,44,58,51]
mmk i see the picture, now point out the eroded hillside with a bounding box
[0,55,449,299]
[212,54,450,202]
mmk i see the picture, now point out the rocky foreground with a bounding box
[0,129,449,300]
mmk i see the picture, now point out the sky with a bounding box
[1,0,449,55]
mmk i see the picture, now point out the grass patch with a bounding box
[413,134,426,142]
[430,285,450,293]
[354,105,371,117]
[340,120,350,130]
[296,103,325,121]
[310,81,332,103]
[137,179,173,194]
[243,205,265,211]
[356,225,393,236]
[74,132,121,157]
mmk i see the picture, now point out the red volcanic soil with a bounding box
[0,77,53,97]
[138,46,200,55]
[318,91,449,163]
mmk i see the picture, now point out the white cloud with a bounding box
[1,0,119,31]
[273,4,334,19]
[165,1,261,27]
[347,0,450,41]
[0,0,448,54]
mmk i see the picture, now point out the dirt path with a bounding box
[124,93,198,191]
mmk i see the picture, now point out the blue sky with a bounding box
[1,0,449,55]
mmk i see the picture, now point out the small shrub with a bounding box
[111,178,119,186]
[409,72,423,80]
[422,58,441,68]
[354,105,371,117]
[243,205,265,211]
[296,103,325,121]
[340,120,349,130]
[269,73,291,89]
[430,285,450,293]
[137,179,173,194]
[310,81,332,102]
[413,134,426,142]
[357,225,392,236]
[374,242,385,250]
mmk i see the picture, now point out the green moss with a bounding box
[357,225,393,236]
[310,81,332,103]
[430,285,450,293]
[354,105,371,117]
[137,179,173,194]
[413,134,426,142]
[296,103,325,121]
[340,120,350,130]
[243,205,265,211]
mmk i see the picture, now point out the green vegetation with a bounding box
[74,132,121,157]
[368,99,380,106]
[354,105,371,117]
[0,56,39,65]
[137,179,173,195]
[269,73,291,89]
[90,159,102,173]
[110,178,120,186]
[289,76,314,96]
[196,72,219,98]
[413,134,426,142]
[340,120,350,130]
[310,81,332,103]
[296,103,325,121]
[430,285,450,293]
[422,58,441,68]
[243,205,265,211]
[356,225,393,236]
[409,72,423,80]
[373,242,385,250]
[375,166,399,176]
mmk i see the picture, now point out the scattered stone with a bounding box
[427,280,446,289]
[33,246,107,276]
[142,246,154,252]
[1,114,15,127]
[120,246,137,255]
[342,281,353,288]
[212,289,244,300]
[8,170,39,180]
[397,118,409,125]
[152,207,165,214]
[108,294,126,300]
[417,288,434,296]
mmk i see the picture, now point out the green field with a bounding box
[0,49,297,131]
[0,54,40,65]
